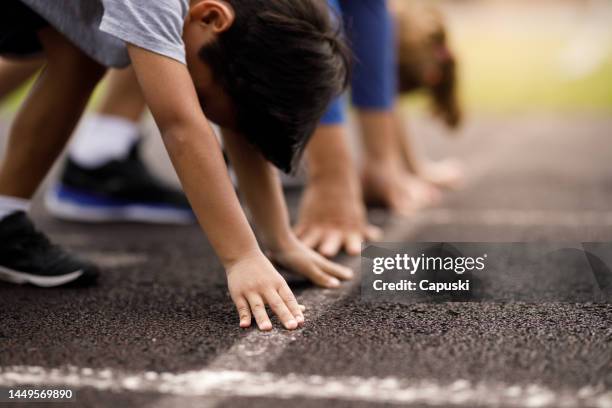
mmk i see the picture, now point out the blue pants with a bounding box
[321,0,397,125]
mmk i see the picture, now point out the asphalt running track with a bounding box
[0,115,611,408]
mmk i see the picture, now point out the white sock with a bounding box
[0,195,30,220]
[68,114,141,169]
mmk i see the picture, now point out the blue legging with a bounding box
[321,0,397,125]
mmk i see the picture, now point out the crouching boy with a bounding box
[0,0,352,330]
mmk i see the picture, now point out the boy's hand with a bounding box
[270,236,354,289]
[296,180,382,257]
[227,251,305,331]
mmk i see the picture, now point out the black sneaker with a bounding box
[0,212,99,287]
[44,142,195,224]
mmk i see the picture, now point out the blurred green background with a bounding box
[403,0,612,114]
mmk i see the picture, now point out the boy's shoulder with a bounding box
[100,0,190,66]
[15,0,189,68]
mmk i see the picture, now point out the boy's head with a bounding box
[183,0,350,173]
[391,0,462,129]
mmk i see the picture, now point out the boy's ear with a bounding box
[190,0,235,33]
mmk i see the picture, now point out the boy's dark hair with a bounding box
[199,0,350,173]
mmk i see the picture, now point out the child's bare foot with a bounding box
[362,161,440,216]
[415,158,464,190]
[295,176,382,258]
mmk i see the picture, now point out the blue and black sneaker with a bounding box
[45,142,195,224]
[0,212,99,287]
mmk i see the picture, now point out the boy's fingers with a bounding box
[300,227,323,249]
[235,297,252,328]
[365,225,383,242]
[265,291,298,330]
[294,224,306,238]
[303,263,340,288]
[317,256,354,281]
[246,294,273,331]
[392,195,417,216]
[318,231,343,258]
[299,304,307,311]
[344,232,363,256]
[278,284,304,325]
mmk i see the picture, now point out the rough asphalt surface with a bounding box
[0,115,611,407]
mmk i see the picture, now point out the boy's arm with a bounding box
[221,129,354,287]
[127,45,302,331]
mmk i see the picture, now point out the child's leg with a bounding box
[0,27,106,199]
[66,67,145,168]
[0,57,43,101]
[45,66,194,225]
[0,27,104,288]
[97,67,146,123]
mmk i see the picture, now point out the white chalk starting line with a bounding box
[1,366,611,408]
[420,209,612,228]
[4,197,612,405]
[3,207,610,406]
